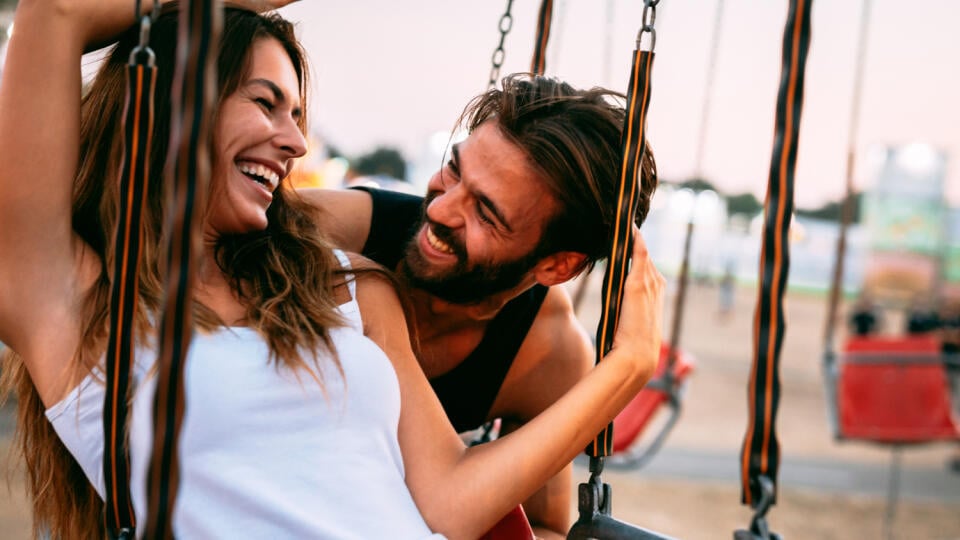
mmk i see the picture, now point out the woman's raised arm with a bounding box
[0,0,155,404]
[360,228,664,539]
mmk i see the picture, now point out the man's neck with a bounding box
[405,278,538,337]
[409,287,508,330]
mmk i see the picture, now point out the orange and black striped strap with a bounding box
[586,48,654,458]
[103,48,157,540]
[740,0,811,507]
[144,1,221,538]
[530,0,553,75]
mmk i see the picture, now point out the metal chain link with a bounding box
[133,0,161,23]
[487,0,515,89]
[636,0,660,51]
[130,0,161,66]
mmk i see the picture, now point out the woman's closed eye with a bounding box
[255,97,275,111]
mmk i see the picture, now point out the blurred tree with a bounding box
[726,192,762,217]
[326,144,345,160]
[352,146,407,181]
[796,191,862,223]
[678,177,718,193]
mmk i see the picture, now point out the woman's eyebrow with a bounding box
[248,78,285,100]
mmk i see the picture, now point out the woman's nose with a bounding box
[276,118,307,158]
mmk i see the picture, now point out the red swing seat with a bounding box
[613,344,695,453]
[479,504,536,540]
[838,335,959,443]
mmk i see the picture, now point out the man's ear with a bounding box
[533,251,589,286]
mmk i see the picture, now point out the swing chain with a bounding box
[487,0,515,89]
[587,456,610,513]
[132,0,162,28]
[130,0,161,67]
[637,0,660,52]
[733,474,782,540]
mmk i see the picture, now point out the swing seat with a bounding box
[612,344,695,453]
[838,336,958,443]
[479,504,535,540]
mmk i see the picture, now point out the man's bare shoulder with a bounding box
[491,286,594,422]
[298,187,372,251]
[526,285,594,364]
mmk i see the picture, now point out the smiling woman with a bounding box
[0,3,371,536]
[207,37,308,235]
[0,1,664,539]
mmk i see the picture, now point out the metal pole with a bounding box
[823,0,872,353]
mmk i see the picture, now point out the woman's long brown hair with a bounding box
[0,5,356,537]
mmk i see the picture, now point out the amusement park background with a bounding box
[2,1,960,538]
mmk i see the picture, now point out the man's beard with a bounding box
[400,220,543,305]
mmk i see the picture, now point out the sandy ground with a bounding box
[1,277,959,539]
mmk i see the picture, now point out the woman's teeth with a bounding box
[426,226,454,254]
[238,162,280,190]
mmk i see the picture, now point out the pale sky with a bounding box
[277,1,960,209]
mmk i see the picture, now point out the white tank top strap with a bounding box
[332,249,362,330]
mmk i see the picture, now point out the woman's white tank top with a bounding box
[46,251,443,539]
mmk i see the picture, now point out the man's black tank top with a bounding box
[355,187,549,432]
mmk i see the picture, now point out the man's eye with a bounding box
[476,203,494,225]
[447,159,460,176]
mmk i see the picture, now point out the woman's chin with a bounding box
[206,215,270,238]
